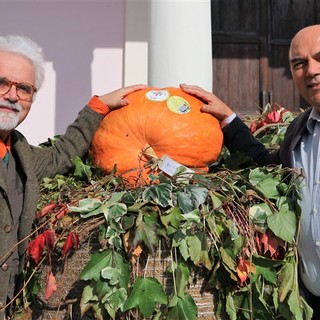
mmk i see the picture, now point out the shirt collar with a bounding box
[306,107,320,134]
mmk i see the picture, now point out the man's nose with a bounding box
[2,85,18,102]
[306,59,320,78]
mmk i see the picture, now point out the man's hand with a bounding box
[98,84,147,110]
[180,83,234,121]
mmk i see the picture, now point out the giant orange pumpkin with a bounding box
[90,87,223,185]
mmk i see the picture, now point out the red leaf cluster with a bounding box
[27,230,55,264]
[62,232,79,257]
[27,229,80,300]
[250,103,289,133]
[236,256,256,286]
[255,229,286,260]
[45,271,57,300]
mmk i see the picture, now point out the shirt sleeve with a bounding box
[220,112,236,128]
[87,95,110,116]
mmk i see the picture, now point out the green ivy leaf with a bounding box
[267,208,296,243]
[101,266,121,286]
[172,229,190,261]
[185,185,209,208]
[177,191,194,214]
[253,265,277,285]
[80,250,112,281]
[167,295,197,320]
[161,207,183,230]
[123,277,167,317]
[287,290,303,320]
[249,168,280,199]
[104,288,127,313]
[71,155,92,180]
[187,232,212,270]
[68,198,102,217]
[133,211,159,254]
[278,262,294,303]
[220,247,238,281]
[226,292,237,320]
[103,203,127,233]
[249,203,272,231]
[174,263,190,299]
[142,183,173,207]
[80,284,96,316]
[80,250,130,288]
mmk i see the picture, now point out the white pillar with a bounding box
[148,0,212,91]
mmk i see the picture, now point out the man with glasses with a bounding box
[0,35,146,319]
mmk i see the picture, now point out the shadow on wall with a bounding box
[0,1,124,139]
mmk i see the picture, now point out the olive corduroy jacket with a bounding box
[0,105,103,317]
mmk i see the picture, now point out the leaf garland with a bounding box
[16,105,314,320]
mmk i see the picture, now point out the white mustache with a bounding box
[0,100,22,112]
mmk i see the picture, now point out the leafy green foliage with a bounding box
[21,106,313,320]
[123,277,167,317]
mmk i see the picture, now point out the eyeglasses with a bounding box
[0,77,37,102]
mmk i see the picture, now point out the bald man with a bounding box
[180,24,320,319]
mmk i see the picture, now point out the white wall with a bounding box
[124,0,149,87]
[0,0,125,145]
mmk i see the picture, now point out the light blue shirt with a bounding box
[293,106,320,295]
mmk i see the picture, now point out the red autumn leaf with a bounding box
[72,232,79,250]
[266,110,281,123]
[45,270,57,300]
[36,202,56,219]
[236,257,256,286]
[62,232,79,257]
[236,257,248,285]
[257,120,266,129]
[250,121,257,133]
[28,234,45,264]
[42,229,55,253]
[260,229,285,259]
[55,207,69,221]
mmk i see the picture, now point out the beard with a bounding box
[0,101,22,131]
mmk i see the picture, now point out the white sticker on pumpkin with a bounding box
[167,96,191,114]
[146,90,170,102]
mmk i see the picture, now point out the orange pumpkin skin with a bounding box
[90,87,223,184]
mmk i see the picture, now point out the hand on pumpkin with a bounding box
[98,84,147,110]
[179,84,234,121]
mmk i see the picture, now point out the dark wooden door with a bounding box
[211,0,320,116]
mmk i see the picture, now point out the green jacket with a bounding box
[0,105,103,316]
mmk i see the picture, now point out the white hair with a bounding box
[0,35,45,90]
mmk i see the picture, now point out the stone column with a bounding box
[148,0,212,91]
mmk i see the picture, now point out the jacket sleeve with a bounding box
[30,105,104,181]
[223,116,282,166]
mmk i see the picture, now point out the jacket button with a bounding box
[1,263,8,271]
[4,225,12,233]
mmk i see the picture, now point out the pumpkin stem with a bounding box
[142,144,158,160]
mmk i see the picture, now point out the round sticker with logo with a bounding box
[167,96,191,114]
[146,90,170,102]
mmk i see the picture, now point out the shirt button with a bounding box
[1,263,8,271]
[4,225,12,233]
[316,241,320,246]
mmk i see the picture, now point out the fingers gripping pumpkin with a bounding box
[90,87,223,185]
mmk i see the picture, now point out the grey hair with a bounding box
[0,35,45,90]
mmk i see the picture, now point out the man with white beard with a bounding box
[0,35,146,319]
